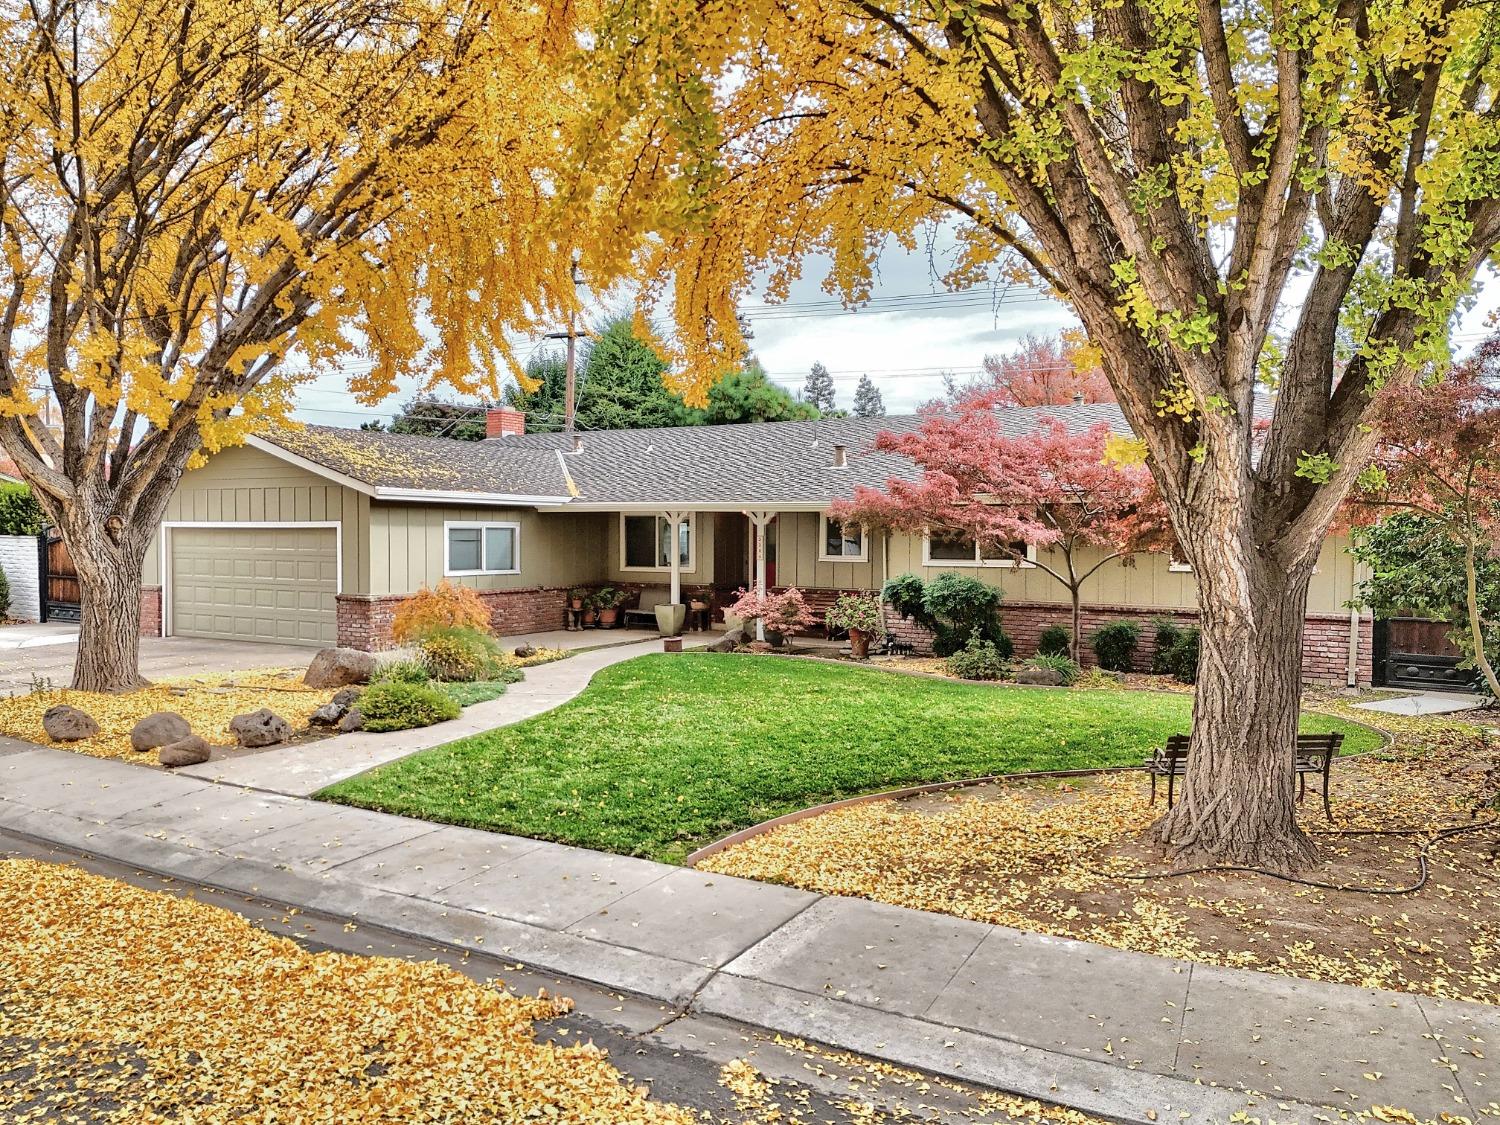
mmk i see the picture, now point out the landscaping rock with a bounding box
[42,704,99,742]
[309,702,346,727]
[337,708,364,733]
[158,735,211,768]
[130,711,191,752]
[1014,667,1065,686]
[229,708,292,748]
[706,627,746,653]
[303,647,378,689]
[746,641,774,654]
[513,643,536,658]
[330,686,363,709]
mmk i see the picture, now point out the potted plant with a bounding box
[826,592,884,660]
[595,587,623,628]
[568,587,588,611]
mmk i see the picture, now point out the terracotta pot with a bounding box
[598,607,619,627]
[570,598,583,610]
[849,628,871,660]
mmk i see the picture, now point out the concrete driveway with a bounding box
[1,634,317,695]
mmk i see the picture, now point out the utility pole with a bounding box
[544,257,587,433]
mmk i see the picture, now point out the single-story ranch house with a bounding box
[136,402,1378,686]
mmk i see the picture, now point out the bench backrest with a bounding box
[634,586,669,612]
[1158,732,1341,759]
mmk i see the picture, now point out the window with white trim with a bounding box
[922,531,1035,568]
[819,515,868,561]
[621,514,694,570]
[1167,551,1193,573]
[445,521,520,575]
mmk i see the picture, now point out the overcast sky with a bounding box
[290,232,1500,429]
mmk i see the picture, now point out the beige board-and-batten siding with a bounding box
[142,445,369,645]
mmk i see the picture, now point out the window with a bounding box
[445,521,520,575]
[922,531,1035,568]
[1167,551,1193,573]
[621,514,694,570]
[819,515,867,561]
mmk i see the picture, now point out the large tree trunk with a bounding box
[1154,525,1320,872]
[58,498,157,694]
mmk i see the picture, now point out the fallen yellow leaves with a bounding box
[0,858,692,1124]
[701,723,1500,1005]
[0,669,335,760]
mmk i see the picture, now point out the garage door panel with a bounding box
[170,526,337,648]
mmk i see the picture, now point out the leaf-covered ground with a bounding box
[0,670,335,759]
[320,653,1381,863]
[0,858,694,1124]
[701,703,1500,1006]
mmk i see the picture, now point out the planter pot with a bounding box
[689,599,709,612]
[655,602,687,637]
[569,599,584,611]
[586,609,600,626]
[848,628,871,660]
[598,608,619,627]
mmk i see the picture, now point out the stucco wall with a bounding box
[143,444,369,594]
[0,534,41,621]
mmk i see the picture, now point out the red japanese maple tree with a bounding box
[969,334,1115,408]
[834,397,1171,663]
[1350,344,1500,697]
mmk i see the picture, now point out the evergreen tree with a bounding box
[852,375,886,418]
[802,362,837,413]
[575,317,698,431]
[505,350,569,431]
[361,394,488,440]
[704,363,819,424]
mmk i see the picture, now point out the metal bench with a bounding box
[622,586,669,630]
[1145,732,1343,820]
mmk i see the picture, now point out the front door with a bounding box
[1374,616,1481,692]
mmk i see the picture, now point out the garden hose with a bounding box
[1098,818,1500,895]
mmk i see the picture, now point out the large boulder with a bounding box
[337,708,365,733]
[303,648,378,689]
[707,626,746,653]
[229,708,291,748]
[1014,666,1065,687]
[513,643,537,659]
[130,712,191,752]
[158,735,212,768]
[42,704,99,742]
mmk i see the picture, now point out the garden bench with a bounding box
[623,586,668,630]
[1145,732,1343,820]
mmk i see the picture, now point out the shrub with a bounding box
[391,580,491,643]
[923,573,1006,656]
[1150,618,1184,675]
[944,636,1008,681]
[419,625,506,682]
[0,565,9,619]
[1026,653,1080,686]
[825,592,884,635]
[372,657,431,685]
[357,681,461,732]
[1036,624,1072,657]
[0,483,44,536]
[881,573,928,622]
[1091,621,1141,672]
[727,587,819,639]
[1158,626,1201,684]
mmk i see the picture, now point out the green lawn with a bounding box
[318,653,1383,864]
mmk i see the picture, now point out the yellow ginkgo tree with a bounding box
[573,0,1500,869]
[0,0,584,692]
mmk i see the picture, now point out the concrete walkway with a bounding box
[179,638,671,794]
[1354,689,1489,717]
[3,746,1494,1123]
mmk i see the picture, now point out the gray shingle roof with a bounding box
[263,425,572,497]
[258,401,1157,506]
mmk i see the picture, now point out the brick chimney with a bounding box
[486,407,526,438]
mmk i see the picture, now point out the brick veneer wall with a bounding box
[336,587,572,651]
[139,585,162,638]
[882,599,1374,687]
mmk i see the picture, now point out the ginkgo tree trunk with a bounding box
[573,0,1500,868]
[0,0,587,691]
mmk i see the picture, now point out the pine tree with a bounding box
[803,362,837,413]
[852,375,886,418]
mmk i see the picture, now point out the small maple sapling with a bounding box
[1350,344,1500,698]
[834,399,1171,664]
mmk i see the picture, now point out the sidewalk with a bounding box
[2,747,1494,1122]
[180,638,671,794]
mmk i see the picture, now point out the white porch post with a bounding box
[662,510,690,606]
[745,510,774,642]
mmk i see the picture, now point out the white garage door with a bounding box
[170,526,338,647]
